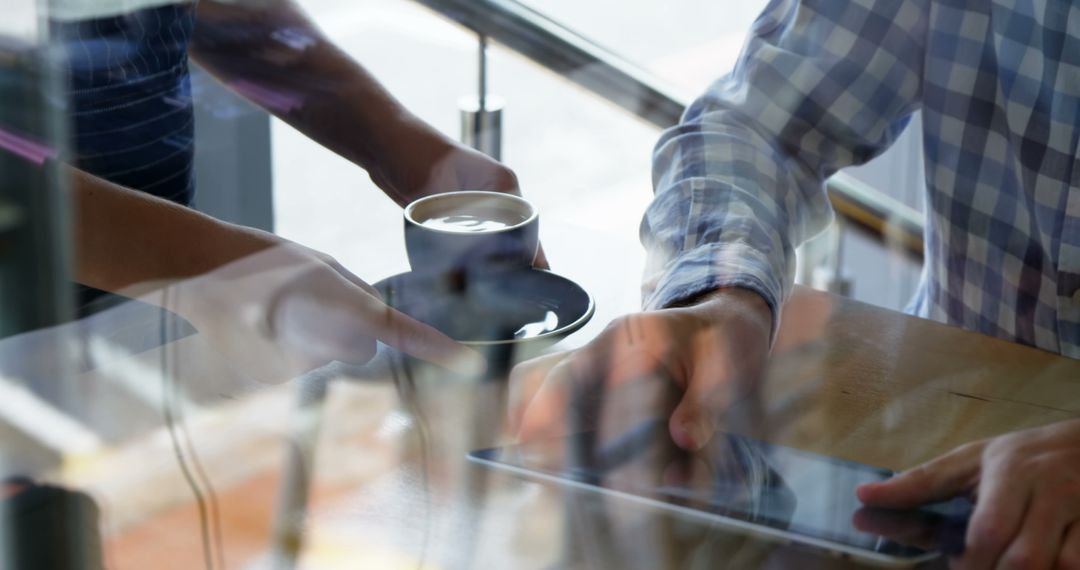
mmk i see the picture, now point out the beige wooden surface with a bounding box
[314,287,1080,570]
[63,284,1080,569]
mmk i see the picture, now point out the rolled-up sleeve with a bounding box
[642,0,928,326]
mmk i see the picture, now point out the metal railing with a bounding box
[412,0,926,261]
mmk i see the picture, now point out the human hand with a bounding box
[366,124,548,268]
[364,118,516,201]
[508,288,773,450]
[161,234,485,384]
[852,505,970,556]
[857,419,1080,569]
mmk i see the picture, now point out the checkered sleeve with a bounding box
[643,0,928,327]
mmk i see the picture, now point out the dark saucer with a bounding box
[373,268,595,357]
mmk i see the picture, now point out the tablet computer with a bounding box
[468,421,970,568]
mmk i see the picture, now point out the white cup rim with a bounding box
[404,191,538,235]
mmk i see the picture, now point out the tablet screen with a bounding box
[470,421,969,560]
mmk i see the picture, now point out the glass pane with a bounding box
[6,1,1074,569]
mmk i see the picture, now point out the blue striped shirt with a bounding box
[53,2,196,206]
[645,0,1080,357]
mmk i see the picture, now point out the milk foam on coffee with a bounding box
[419,208,528,233]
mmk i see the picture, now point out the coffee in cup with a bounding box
[404,191,539,275]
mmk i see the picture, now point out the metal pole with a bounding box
[460,33,503,160]
[828,220,854,297]
[478,34,488,113]
[268,369,331,570]
[807,220,853,297]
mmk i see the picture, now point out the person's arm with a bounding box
[513,0,931,450]
[187,0,517,206]
[69,167,483,377]
[70,166,274,294]
[643,0,928,327]
[857,419,1080,570]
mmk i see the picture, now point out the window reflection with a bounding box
[2,0,1079,568]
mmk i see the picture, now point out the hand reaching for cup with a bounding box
[508,288,773,450]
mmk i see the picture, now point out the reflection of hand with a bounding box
[857,419,1080,569]
[852,506,963,554]
[546,424,804,569]
[509,288,772,450]
[165,238,485,384]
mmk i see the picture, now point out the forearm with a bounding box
[189,0,447,203]
[643,0,926,316]
[643,113,822,320]
[70,168,276,294]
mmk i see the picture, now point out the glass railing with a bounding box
[0,3,929,567]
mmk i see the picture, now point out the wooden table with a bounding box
[56,283,1080,569]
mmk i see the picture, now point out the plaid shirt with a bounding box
[644,0,1080,358]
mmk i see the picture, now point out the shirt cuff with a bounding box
[642,242,786,340]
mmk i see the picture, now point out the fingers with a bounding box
[944,422,1080,569]
[513,324,629,442]
[1059,523,1080,570]
[665,308,768,451]
[511,336,647,443]
[367,299,486,375]
[532,244,551,270]
[516,356,581,441]
[322,257,381,297]
[856,442,984,509]
[669,393,716,451]
[956,460,1032,570]
[481,157,520,194]
[272,288,381,368]
[852,508,942,551]
[667,346,740,451]
[340,269,382,298]
[997,491,1072,570]
[321,260,482,374]
[507,352,570,434]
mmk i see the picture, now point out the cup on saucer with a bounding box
[403,191,539,275]
[379,191,592,379]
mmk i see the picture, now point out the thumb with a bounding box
[667,350,748,451]
[669,397,718,452]
[856,442,984,509]
[507,352,571,434]
[668,372,723,451]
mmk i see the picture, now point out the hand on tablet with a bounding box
[508,287,772,449]
[856,419,1080,570]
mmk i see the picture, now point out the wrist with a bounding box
[362,100,446,161]
[192,220,282,273]
[685,287,774,339]
[366,115,455,203]
[302,75,442,187]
